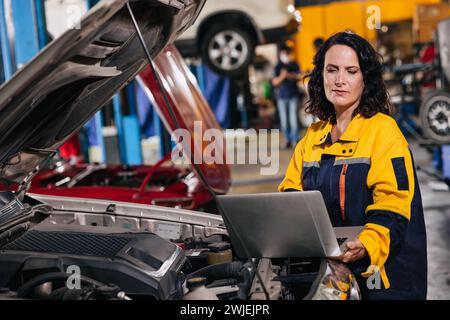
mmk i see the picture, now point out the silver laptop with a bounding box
[216,191,363,258]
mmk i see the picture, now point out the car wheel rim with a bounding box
[426,99,450,137]
[208,31,249,71]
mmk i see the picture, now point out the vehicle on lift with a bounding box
[0,0,359,300]
[419,18,450,144]
[175,0,301,77]
[386,18,450,145]
[26,46,231,213]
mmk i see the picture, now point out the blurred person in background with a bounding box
[272,45,303,148]
[313,37,325,54]
[418,41,437,92]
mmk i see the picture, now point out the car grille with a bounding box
[2,230,131,257]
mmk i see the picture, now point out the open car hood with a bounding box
[0,0,205,187]
[138,46,231,194]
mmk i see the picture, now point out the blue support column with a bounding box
[1,0,47,80]
[94,113,106,163]
[86,0,106,163]
[123,115,143,165]
[113,82,143,165]
[442,145,450,179]
[113,94,126,163]
[10,0,47,68]
[34,0,47,48]
[195,63,206,93]
[123,82,143,165]
[153,107,166,158]
[0,0,15,82]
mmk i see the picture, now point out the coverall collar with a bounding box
[314,113,364,146]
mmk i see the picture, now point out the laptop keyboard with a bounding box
[337,238,348,246]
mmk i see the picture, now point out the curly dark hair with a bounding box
[305,32,393,123]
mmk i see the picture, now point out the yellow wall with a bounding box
[295,0,446,72]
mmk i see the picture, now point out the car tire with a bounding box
[419,90,450,144]
[200,25,255,78]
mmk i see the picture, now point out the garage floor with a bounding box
[229,136,450,300]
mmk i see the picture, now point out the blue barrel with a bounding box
[443,145,450,179]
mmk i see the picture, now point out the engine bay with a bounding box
[0,191,358,300]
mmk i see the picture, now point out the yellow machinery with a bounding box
[294,0,449,71]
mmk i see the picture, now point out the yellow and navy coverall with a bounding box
[279,112,427,299]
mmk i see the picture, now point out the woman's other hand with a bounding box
[336,239,367,263]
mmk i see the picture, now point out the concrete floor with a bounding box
[228,137,450,300]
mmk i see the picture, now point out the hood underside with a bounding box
[0,0,205,185]
[138,46,231,194]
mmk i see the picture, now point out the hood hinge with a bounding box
[17,166,40,201]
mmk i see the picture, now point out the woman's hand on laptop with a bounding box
[337,239,366,263]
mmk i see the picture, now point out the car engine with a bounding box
[0,192,359,300]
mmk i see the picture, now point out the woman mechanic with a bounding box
[278,32,427,300]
